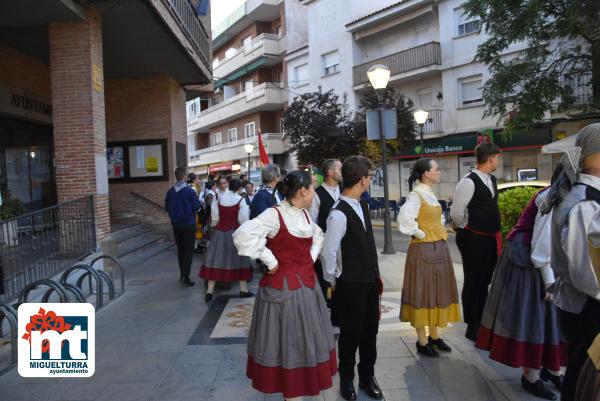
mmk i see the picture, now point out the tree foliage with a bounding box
[498,186,540,240]
[463,0,600,134]
[282,90,362,165]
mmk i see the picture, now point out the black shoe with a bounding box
[181,279,195,287]
[416,341,440,358]
[540,367,563,391]
[465,323,479,342]
[339,380,357,401]
[239,291,254,298]
[521,376,556,400]
[205,293,213,303]
[359,376,383,400]
[428,336,452,352]
[179,276,184,283]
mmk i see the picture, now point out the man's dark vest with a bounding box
[466,172,501,233]
[315,185,336,232]
[334,199,380,283]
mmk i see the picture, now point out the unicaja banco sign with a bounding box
[18,303,95,377]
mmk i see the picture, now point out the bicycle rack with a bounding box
[60,264,104,309]
[0,303,17,370]
[76,270,115,301]
[89,255,125,297]
[18,279,69,304]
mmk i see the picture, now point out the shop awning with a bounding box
[541,134,578,154]
[213,58,268,89]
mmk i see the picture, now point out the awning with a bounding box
[541,134,578,154]
[209,162,232,173]
[213,58,268,89]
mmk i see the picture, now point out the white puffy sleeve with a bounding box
[531,209,554,285]
[238,198,250,225]
[397,192,425,239]
[211,200,220,227]
[309,213,324,262]
[232,208,280,270]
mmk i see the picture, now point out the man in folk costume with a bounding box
[310,159,342,303]
[321,155,383,401]
[450,142,502,341]
[542,123,600,401]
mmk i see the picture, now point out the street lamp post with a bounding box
[367,64,395,255]
[244,143,254,177]
[413,109,429,157]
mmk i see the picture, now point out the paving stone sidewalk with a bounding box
[0,248,557,401]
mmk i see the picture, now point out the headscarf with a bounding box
[540,123,600,214]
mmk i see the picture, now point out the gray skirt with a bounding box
[247,281,336,368]
[199,228,251,281]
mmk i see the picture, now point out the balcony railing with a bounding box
[415,109,443,135]
[213,2,246,39]
[213,33,283,69]
[162,0,210,65]
[353,42,441,86]
[190,133,284,159]
[563,72,594,105]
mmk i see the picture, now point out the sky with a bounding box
[211,0,246,29]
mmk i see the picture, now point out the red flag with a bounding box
[257,130,270,166]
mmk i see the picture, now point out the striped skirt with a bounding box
[475,237,567,370]
[247,280,337,398]
[199,228,252,282]
[400,240,461,327]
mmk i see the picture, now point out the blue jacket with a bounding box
[250,187,281,219]
[165,183,201,228]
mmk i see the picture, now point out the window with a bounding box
[417,88,433,110]
[455,7,479,37]
[459,76,483,106]
[227,128,238,142]
[212,132,222,146]
[294,64,309,88]
[321,51,340,76]
[244,122,256,139]
[244,80,254,93]
[242,36,252,50]
[275,25,282,36]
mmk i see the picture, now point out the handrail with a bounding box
[130,191,166,211]
[161,0,210,65]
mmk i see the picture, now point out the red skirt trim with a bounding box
[246,349,338,398]
[199,266,252,281]
[476,325,567,371]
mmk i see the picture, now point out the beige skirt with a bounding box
[400,240,461,327]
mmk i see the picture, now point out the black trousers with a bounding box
[559,297,600,401]
[173,224,196,281]
[455,229,497,325]
[313,259,331,307]
[335,280,379,382]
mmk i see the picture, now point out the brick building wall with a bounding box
[49,7,111,240]
[105,75,186,225]
[0,44,51,97]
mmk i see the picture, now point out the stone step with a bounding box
[117,232,164,259]
[110,224,151,243]
[119,240,173,269]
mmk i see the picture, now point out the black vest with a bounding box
[315,185,336,232]
[466,172,500,233]
[335,199,380,283]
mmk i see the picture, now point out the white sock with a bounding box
[546,368,564,376]
[207,280,216,294]
[239,281,248,293]
[524,368,540,383]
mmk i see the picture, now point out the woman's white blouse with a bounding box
[211,191,250,227]
[397,183,444,239]
[233,201,324,270]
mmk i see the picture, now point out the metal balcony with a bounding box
[353,42,441,86]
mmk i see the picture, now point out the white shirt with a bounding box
[309,182,341,222]
[397,183,444,239]
[232,201,324,270]
[211,191,250,227]
[530,188,555,286]
[558,174,600,305]
[450,169,496,227]
[320,196,366,285]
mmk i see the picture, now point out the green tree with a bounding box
[463,0,600,134]
[283,90,362,165]
[354,85,416,164]
[498,186,540,240]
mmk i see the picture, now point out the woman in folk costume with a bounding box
[575,214,600,401]
[476,166,567,400]
[199,178,253,303]
[187,173,205,253]
[233,171,336,401]
[397,158,461,358]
